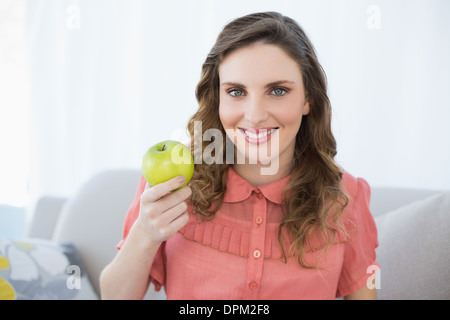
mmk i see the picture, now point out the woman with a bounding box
[100,11,379,300]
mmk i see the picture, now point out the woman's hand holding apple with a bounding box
[100,175,190,300]
[136,175,191,244]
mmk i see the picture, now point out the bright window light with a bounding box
[0,0,30,207]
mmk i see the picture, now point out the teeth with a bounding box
[245,128,276,139]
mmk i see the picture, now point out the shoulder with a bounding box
[338,169,378,252]
[341,169,371,205]
[339,169,373,228]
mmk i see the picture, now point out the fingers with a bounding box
[156,206,190,238]
[140,175,191,219]
[138,176,191,242]
[158,199,188,225]
[142,176,186,203]
[141,187,191,217]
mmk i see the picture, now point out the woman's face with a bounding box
[218,42,309,171]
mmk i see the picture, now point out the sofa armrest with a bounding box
[26,196,68,239]
[374,190,450,299]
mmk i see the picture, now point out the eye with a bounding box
[270,88,288,96]
[227,89,245,97]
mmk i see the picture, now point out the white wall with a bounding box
[2,0,449,206]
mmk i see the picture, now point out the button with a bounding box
[256,192,263,199]
[255,216,263,225]
[253,249,261,259]
[249,281,259,290]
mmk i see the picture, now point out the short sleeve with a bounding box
[117,175,166,291]
[336,176,379,297]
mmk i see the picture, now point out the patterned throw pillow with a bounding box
[0,238,98,300]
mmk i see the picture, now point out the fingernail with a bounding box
[177,176,186,184]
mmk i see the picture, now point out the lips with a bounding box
[238,127,279,145]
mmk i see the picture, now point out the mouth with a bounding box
[238,127,279,145]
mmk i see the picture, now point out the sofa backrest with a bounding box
[52,169,141,297]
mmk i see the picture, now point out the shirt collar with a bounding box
[223,166,291,204]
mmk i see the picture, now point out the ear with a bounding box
[302,95,310,115]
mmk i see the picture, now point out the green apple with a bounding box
[141,140,194,189]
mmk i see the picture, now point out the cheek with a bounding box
[274,102,304,130]
[284,113,303,129]
[218,103,241,130]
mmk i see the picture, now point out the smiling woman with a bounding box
[100,11,378,300]
[187,11,352,269]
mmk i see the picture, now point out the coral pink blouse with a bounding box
[118,167,378,299]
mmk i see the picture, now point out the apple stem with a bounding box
[161,144,166,151]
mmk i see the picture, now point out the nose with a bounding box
[244,96,269,125]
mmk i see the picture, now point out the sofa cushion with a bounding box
[374,191,450,299]
[0,238,98,300]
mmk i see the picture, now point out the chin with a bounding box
[235,145,279,165]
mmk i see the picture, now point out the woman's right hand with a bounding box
[100,175,190,299]
[137,175,191,243]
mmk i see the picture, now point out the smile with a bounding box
[238,127,279,145]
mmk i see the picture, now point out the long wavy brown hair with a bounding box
[187,12,349,268]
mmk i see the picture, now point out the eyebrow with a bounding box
[220,80,296,89]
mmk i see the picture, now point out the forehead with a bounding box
[218,43,302,85]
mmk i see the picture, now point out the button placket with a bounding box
[244,189,267,299]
